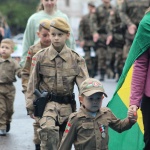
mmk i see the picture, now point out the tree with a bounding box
[0,0,39,34]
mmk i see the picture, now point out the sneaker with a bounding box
[0,129,6,136]
[6,123,10,132]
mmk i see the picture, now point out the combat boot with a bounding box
[6,123,10,132]
[35,144,40,150]
[100,69,105,81]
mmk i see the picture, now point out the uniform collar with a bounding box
[48,44,70,62]
[78,106,108,118]
[0,57,12,63]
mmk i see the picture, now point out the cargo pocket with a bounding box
[58,105,72,124]
[38,128,48,141]
[80,122,94,137]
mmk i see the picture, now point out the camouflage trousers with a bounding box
[37,101,72,150]
[0,84,15,130]
[83,45,96,77]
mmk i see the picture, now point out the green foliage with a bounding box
[0,0,39,34]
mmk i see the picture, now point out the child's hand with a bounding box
[128,108,137,123]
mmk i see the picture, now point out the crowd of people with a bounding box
[0,0,150,150]
[78,0,150,82]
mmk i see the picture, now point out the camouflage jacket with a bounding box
[78,13,94,46]
[117,0,150,27]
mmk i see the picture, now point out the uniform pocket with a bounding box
[80,122,94,137]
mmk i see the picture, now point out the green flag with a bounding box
[108,12,150,150]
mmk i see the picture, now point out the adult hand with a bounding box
[106,35,113,45]
[93,33,99,42]
[128,24,137,35]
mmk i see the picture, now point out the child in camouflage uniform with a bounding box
[59,78,137,150]
[21,19,51,150]
[0,39,21,136]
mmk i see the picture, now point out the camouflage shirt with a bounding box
[92,4,114,34]
[0,57,21,83]
[59,107,134,150]
[26,44,89,112]
[78,13,95,46]
[117,0,150,26]
[21,41,49,93]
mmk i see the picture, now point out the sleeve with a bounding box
[26,54,40,114]
[78,17,84,41]
[58,114,77,150]
[21,48,33,93]
[117,0,133,26]
[130,50,149,107]
[20,16,36,67]
[108,109,134,132]
[91,11,99,34]
[76,56,89,87]
[14,60,21,78]
[106,9,116,35]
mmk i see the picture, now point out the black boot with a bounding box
[35,144,40,150]
[100,69,105,81]
[6,123,10,132]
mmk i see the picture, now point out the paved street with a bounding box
[0,76,117,150]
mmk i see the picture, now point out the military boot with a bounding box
[100,69,105,81]
[6,123,10,132]
[35,144,40,150]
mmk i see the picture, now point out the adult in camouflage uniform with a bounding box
[92,0,114,81]
[78,2,96,77]
[106,8,125,81]
[117,0,150,62]
[21,19,51,150]
[26,18,89,150]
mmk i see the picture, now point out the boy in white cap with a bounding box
[59,78,137,150]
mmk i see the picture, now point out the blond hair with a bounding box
[1,38,15,50]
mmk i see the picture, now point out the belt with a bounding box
[48,93,75,104]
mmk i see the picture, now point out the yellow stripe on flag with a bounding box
[118,65,144,134]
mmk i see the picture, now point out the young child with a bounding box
[21,19,51,150]
[59,78,137,150]
[0,39,21,136]
[26,18,89,149]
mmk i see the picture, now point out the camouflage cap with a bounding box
[80,78,107,97]
[50,17,70,33]
[39,19,51,30]
[88,1,95,7]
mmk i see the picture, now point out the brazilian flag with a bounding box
[108,12,150,150]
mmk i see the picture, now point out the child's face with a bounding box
[37,28,51,47]
[50,27,70,52]
[79,92,104,113]
[0,43,13,59]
